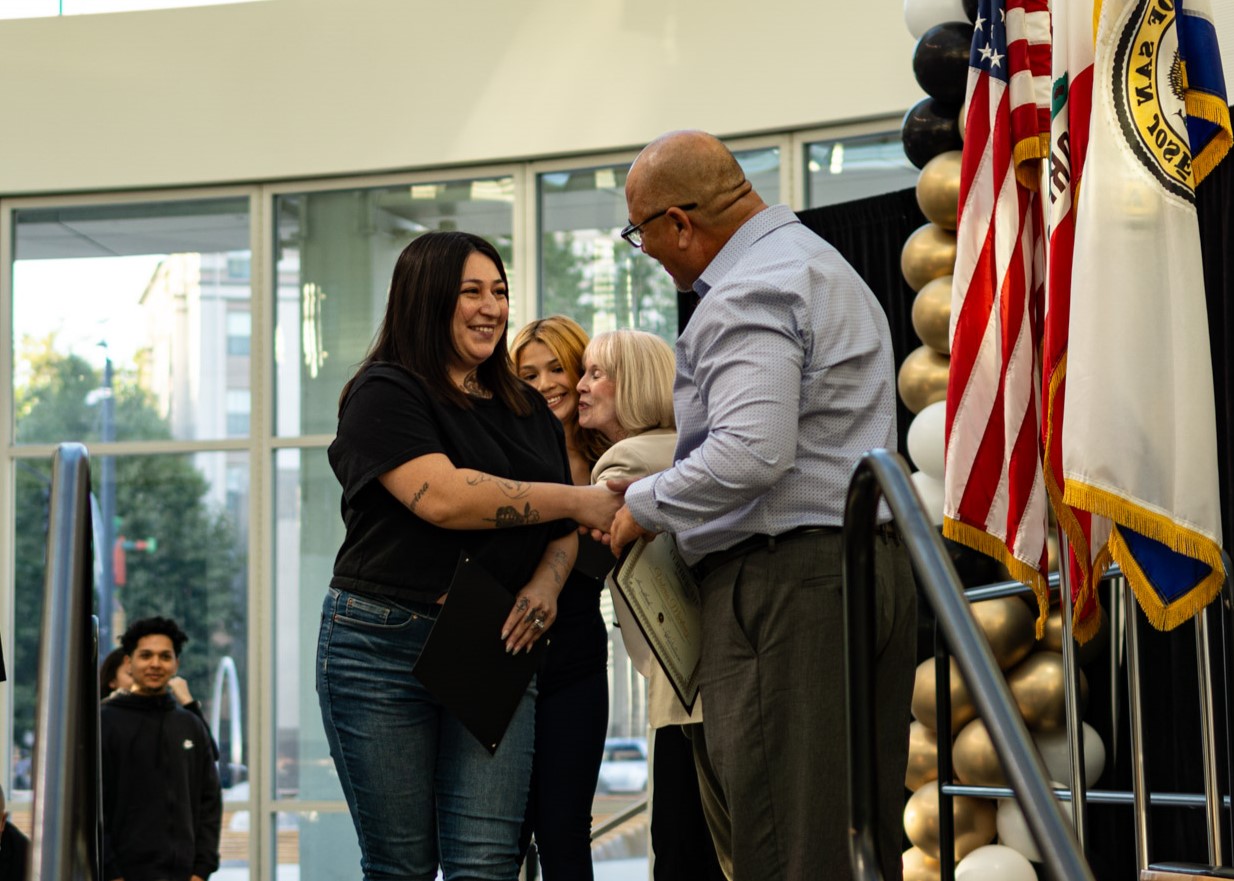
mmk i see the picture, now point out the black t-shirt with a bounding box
[329,363,574,605]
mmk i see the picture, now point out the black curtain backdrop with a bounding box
[1200,123,1234,556]
[797,189,928,458]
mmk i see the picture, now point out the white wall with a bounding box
[0,0,924,195]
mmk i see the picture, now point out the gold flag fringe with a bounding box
[1186,90,1233,186]
[1110,526,1224,631]
[943,517,1050,637]
[1013,133,1050,191]
[1062,481,1225,631]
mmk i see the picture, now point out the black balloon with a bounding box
[913,22,974,106]
[963,0,979,23]
[902,97,963,169]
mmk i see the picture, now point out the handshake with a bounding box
[574,479,656,556]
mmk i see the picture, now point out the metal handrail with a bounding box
[29,443,101,881]
[843,449,1093,881]
[589,796,648,840]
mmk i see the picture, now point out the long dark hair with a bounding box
[339,231,530,415]
[99,646,127,699]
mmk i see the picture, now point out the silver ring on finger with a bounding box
[532,617,546,630]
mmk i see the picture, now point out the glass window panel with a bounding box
[736,145,781,206]
[12,198,252,444]
[273,447,346,803]
[226,390,251,436]
[217,817,251,881]
[536,146,779,342]
[273,177,515,437]
[11,450,250,817]
[274,811,362,881]
[804,132,919,208]
[227,309,252,356]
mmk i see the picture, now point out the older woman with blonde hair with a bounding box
[577,329,731,881]
[578,330,675,453]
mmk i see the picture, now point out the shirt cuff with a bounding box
[624,474,661,532]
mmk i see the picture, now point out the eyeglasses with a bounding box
[620,202,698,248]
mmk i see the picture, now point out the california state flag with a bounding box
[1059,0,1229,629]
[1045,0,1111,642]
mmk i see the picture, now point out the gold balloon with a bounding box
[903,781,997,861]
[906,721,939,792]
[953,719,1006,787]
[1041,609,1065,651]
[898,346,950,414]
[911,657,976,732]
[969,597,1035,671]
[1041,606,1108,667]
[912,275,953,355]
[1007,651,1089,732]
[903,847,941,881]
[916,151,963,230]
[901,223,958,292]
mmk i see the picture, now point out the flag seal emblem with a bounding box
[1112,0,1197,200]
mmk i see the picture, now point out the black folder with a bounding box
[412,553,546,754]
[573,533,615,580]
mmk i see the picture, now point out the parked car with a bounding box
[596,736,649,794]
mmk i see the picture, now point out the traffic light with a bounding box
[113,535,158,586]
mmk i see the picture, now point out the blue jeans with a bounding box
[317,587,536,881]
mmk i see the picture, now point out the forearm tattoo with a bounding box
[547,548,568,588]
[465,472,531,500]
[406,481,429,515]
[487,503,541,528]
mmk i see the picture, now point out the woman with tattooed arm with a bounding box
[320,232,621,881]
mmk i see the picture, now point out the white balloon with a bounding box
[1034,722,1106,787]
[907,400,948,479]
[910,471,946,526]
[997,792,1073,863]
[904,0,968,38]
[955,844,1037,881]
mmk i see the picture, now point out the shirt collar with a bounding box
[693,204,799,298]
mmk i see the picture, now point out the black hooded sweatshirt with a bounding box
[101,690,222,881]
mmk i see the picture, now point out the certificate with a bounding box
[611,534,701,714]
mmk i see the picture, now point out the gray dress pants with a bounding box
[694,528,916,881]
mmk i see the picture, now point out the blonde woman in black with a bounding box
[511,316,611,880]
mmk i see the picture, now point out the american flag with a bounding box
[943,0,1053,628]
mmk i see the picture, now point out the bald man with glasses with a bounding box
[609,130,917,881]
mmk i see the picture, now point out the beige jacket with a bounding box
[593,428,702,727]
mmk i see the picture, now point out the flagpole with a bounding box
[1194,608,1222,864]
[1109,582,1122,773]
[1123,575,1153,873]
[1056,525,1089,850]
